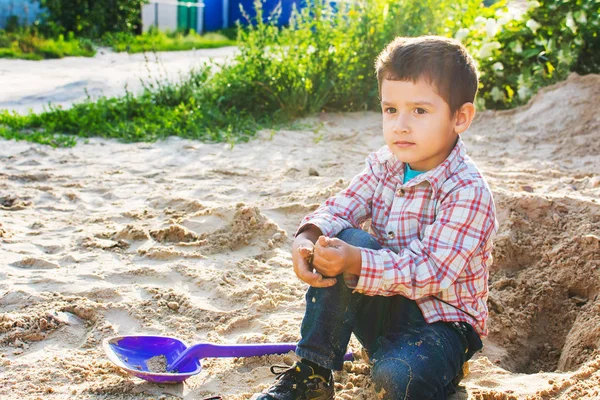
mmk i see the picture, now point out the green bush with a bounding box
[212,0,481,121]
[36,0,146,38]
[0,28,95,60]
[460,0,600,109]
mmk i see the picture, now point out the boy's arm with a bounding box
[296,152,384,239]
[353,186,497,298]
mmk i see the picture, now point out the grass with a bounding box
[0,27,238,60]
[0,30,95,60]
[0,64,265,147]
[101,28,237,53]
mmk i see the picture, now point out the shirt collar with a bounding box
[383,136,467,199]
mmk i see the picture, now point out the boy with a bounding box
[257,36,498,399]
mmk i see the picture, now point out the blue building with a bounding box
[0,0,43,29]
[143,0,312,34]
[2,0,318,34]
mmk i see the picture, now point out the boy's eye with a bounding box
[384,107,396,114]
[415,108,427,115]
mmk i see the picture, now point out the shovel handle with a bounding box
[168,343,353,372]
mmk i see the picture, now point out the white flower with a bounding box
[566,12,577,33]
[576,11,587,24]
[492,62,504,77]
[490,87,505,102]
[475,97,486,110]
[526,1,541,10]
[479,41,501,58]
[474,16,487,28]
[557,49,573,65]
[455,28,470,42]
[513,40,523,54]
[497,12,512,26]
[526,19,541,34]
[517,85,530,101]
[485,18,498,38]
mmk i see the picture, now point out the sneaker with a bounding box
[255,361,335,400]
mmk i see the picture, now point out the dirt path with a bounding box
[0,46,238,115]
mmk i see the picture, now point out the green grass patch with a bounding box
[0,30,95,60]
[0,65,265,148]
[0,27,237,60]
[102,28,237,53]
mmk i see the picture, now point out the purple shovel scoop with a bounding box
[103,335,353,383]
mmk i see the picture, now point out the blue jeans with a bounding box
[296,228,479,400]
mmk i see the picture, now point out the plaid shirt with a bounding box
[297,138,498,337]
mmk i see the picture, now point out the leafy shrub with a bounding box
[212,0,481,121]
[35,0,146,38]
[0,28,95,60]
[460,0,600,109]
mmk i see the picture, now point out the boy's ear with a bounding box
[454,102,476,134]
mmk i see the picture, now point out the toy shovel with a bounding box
[103,335,353,383]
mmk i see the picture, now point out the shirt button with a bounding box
[387,231,395,239]
[396,188,405,197]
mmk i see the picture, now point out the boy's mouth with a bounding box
[394,141,415,148]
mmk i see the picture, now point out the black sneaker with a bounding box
[255,361,335,400]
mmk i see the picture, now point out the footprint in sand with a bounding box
[0,195,33,210]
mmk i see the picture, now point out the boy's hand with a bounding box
[312,236,362,277]
[293,237,337,288]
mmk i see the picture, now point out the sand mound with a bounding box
[149,224,199,243]
[11,257,60,269]
[149,196,207,215]
[137,246,205,260]
[187,204,288,254]
[472,73,600,172]
[487,192,600,374]
[112,224,150,241]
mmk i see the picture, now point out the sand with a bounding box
[1,72,599,399]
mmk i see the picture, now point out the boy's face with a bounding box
[380,78,473,171]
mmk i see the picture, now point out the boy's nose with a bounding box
[392,113,410,134]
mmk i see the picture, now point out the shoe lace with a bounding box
[269,364,327,391]
[270,364,297,380]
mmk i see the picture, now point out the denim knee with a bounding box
[371,357,412,398]
[336,228,382,250]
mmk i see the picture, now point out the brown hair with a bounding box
[375,36,479,115]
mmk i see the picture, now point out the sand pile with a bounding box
[0,73,599,399]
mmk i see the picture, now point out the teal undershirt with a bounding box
[403,163,426,184]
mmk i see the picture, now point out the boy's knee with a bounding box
[371,358,411,398]
[371,358,429,400]
[336,228,382,250]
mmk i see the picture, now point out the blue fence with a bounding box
[228,0,340,29]
[0,0,44,29]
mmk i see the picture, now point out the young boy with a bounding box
[256,35,498,400]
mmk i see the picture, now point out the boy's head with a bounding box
[375,36,478,171]
[375,36,479,115]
